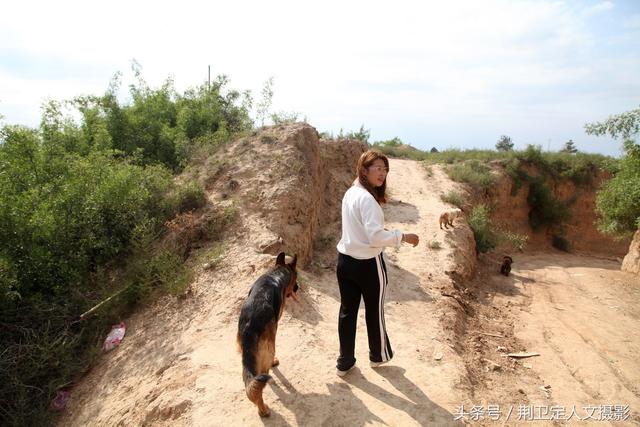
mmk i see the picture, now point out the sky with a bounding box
[1,0,639,157]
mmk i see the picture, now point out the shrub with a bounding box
[468,204,496,253]
[440,190,464,208]
[372,141,429,161]
[504,158,529,195]
[594,142,640,235]
[527,178,570,231]
[446,160,496,191]
[498,229,529,251]
[0,68,251,425]
[337,125,370,143]
[271,111,300,125]
[68,73,252,171]
[520,144,545,164]
[171,180,207,214]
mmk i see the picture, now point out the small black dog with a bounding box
[500,256,513,276]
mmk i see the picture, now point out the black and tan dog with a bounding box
[500,256,513,276]
[237,252,299,417]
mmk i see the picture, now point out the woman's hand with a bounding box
[402,233,419,247]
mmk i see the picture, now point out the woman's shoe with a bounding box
[336,365,355,377]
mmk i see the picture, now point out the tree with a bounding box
[256,77,274,127]
[430,147,439,153]
[585,107,640,139]
[585,106,640,235]
[338,125,370,143]
[560,139,578,153]
[495,135,514,151]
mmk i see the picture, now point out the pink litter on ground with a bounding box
[102,321,126,352]
[50,389,71,411]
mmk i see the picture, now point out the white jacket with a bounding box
[336,181,403,259]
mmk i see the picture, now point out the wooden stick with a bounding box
[471,330,504,338]
[79,287,128,320]
[508,352,540,358]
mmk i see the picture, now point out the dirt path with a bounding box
[186,159,473,426]
[463,252,640,425]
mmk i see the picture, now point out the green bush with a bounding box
[65,73,252,171]
[446,160,496,191]
[526,178,570,231]
[370,137,430,161]
[504,158,529,195]
[427,146,610,188]
[520,144,545,164]
[170,180,207,214]
[440,190,464,208]
[595,143,640,235]
[0,69,251,425]
[585,108,640,235]
[0,130,175,297]
[0,124,185,425]
[514,146,611,186]
[468,204,496,253]
[497,229,529,251]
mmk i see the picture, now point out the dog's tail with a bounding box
[239,330,272,402]
[243,366,271,403]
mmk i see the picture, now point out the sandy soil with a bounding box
[58,158,640,426]
[462,252,640,426]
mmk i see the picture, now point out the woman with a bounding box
[335,149,419,376]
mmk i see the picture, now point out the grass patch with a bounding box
[446,160,496,191]
[425,146,615,187]
[195,242,226,271]
[497,229,529,252]
[424,164,433,177]
[424,148,513,165]
[429,240,442,250]
[440,190,465,208]
[372,144,430,161]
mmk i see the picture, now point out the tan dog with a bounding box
[439,208,462,229]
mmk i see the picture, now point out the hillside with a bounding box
[57,124,640,426]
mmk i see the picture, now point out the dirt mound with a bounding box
[199,123,365,266]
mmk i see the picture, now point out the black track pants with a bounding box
[336,252,393,371]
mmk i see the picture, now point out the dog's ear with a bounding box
[288,254,297,270]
